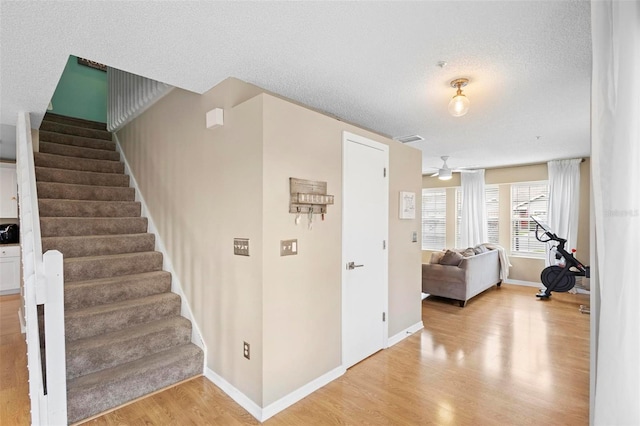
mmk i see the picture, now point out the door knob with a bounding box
[346,261,364,270]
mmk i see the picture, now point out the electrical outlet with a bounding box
[243,341,250,360]
[234,238,249,256]
[280,239,298,256]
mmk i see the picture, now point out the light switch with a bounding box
[280,239,298,256]
[234,238,249,256]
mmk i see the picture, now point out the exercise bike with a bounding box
[531,216,590,299]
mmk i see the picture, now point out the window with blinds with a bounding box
[455,185,499,247]
[421,188,446,250]
[511,182,549,257]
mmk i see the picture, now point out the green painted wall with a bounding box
[50,56,107,123]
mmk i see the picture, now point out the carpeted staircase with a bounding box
[35,113,203,424]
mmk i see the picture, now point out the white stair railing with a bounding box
[107,67,172,132]
[16,112,67,425]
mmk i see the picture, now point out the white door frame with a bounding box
[341,131,389,368]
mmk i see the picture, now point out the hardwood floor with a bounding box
[0,294,30,425]
[0,284,590,425]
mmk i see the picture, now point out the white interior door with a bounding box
[342,132,388,369]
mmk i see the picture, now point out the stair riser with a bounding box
[66,318,192,380]
[36,167,129,187]
[43,234,155,258]
[40,217,147,237]
[39,130,115,151]
[38,199,141,218]
[67,344,203,424]
[65,293,180,342]
[42,114,108,131]
[64,272,172,311]
[64,252,163,282]
[35,152,123,174]
[39,141,120,161]
[37,182,135,202]
[39,120,112,140]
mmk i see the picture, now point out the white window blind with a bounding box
[511,182,549,257]
[422,188,446,250]
[455,186,499,247]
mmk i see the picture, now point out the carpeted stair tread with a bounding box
[43,233,155,258]
[39,130,116,151]
[39,141,120,161]
[37,181,135,202]
[66,316,192,380]
[64,251,163,282]
[65,292,181,343]
[34,152,123,174]
[38,199,141,218]
[66,343,203,424]
[40,120,112,141]
[35,166,129,187]
[40,217,147,237]
[64,271,172,311]
[43,112,108,131]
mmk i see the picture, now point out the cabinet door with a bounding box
[0,163,18,218]
[0,256,20,293]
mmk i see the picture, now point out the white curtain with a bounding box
[591,1,640,425]
[460,170,487,247]
[545,159,581,267]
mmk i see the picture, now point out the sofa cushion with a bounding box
[439,250,464,266]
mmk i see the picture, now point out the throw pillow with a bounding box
[439,250,464,266]
[461,247,476,257]
[474,244,489,254]
[430,251,446,264]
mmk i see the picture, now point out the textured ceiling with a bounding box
[0,1,592,172]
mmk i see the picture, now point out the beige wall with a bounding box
[118,79,423,408]
[118,79,266,404]
[261,94,422,405]
[422,160,591,283]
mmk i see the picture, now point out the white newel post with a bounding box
[43,250,67,424]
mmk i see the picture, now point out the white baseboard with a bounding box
[504,279,590,294]
[205,365,345,422]
[504,279,541,288]
[261,365,345,421]
[387,321,424,347]
[204,368,263,421]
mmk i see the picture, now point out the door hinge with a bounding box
[383,240,386,250]
[382,312,386,322]
[383,167,387,177]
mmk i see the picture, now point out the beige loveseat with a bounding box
[422,248,502,307]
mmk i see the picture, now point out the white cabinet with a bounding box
[0,245,21,294]
[0,163,18,218]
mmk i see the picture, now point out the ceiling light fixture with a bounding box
[438,156,453,180]
[448,78,470,117]
[438,168,453,180]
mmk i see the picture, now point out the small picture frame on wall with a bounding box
[399,191,416,219]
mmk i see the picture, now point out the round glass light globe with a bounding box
[448,94,470,117]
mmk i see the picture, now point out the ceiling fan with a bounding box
[427,156,478,180]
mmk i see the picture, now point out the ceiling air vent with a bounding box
[394,135,424,144]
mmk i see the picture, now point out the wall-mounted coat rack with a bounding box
[289,177,334,215]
